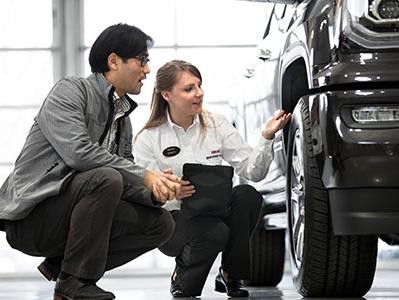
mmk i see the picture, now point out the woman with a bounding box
[134,60,290,297]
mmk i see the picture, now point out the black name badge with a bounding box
[162,146,181,157]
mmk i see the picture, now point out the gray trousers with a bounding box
[5,167,174,281]
[159,184,262,296]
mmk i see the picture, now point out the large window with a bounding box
[83,0,268,134]
[0,0,55,274]
[0,0,270,275]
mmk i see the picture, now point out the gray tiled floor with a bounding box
[1,266,399,300]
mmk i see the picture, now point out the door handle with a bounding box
[257,48,272,61]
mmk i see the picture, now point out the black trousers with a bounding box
[159,184,262,296]
[5,167,174,281]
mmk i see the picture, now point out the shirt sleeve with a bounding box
[133,130,162,172]
[219,115,274,182]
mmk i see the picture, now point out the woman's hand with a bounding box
[175,180,195,200]
[163,168,195,200]
[262,110,291,140]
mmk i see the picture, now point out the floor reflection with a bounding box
[0,266,398,300]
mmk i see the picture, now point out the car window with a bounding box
[262,4,275,39]
[262,3,287,39]
[278,3,296,32]
[274,4,287,20]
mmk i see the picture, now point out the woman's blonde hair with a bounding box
[136,60,208,138]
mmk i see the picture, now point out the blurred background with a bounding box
[0,0,273,277]
[1,0,398,280]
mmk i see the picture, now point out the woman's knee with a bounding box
[198,220,229,252]
[232,184,262,211]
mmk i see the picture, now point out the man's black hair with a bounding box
[89,23,154,73]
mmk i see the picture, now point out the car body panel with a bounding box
[233,0,399,235]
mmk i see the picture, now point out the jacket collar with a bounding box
[88,73,138,114]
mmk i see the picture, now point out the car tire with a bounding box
[244,224,285,287]
[286,98,378,297]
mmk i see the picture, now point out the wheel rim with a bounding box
[290,128,305,269]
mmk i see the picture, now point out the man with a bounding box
[0,23,181,300]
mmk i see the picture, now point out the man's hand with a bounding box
[262,110,291,140]
[144,170,182,204]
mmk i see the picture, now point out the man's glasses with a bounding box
[134,55,150,67]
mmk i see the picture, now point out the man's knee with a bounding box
[91,167,123,197]
[95,167,123,187]
[73,167,123,212]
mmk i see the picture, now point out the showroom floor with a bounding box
[0,264,398,300]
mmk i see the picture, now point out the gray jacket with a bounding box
[0,73,152,220]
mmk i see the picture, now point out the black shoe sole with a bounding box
[53,292,71,300]
[38,262,57,281]
[215,279,249,297]
[53,292,114,300]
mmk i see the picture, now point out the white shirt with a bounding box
[134,111,274,210]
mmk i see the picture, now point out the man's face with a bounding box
[111,53,150,96]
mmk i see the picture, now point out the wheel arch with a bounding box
[280,57,310,153]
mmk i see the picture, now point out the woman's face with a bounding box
[162,71,203,119]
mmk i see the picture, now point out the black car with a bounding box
[231,0,399,297]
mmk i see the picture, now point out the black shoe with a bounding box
[37,258,61,281]
[170,270,200,298]
[170,277,186,298]
[53,275,115,300]
[215,267,249,298]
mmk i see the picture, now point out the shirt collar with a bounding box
[113,91,122,102]
[166,110,199,131]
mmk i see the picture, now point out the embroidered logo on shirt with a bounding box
[206,149,222,160]
[162,146,181,157]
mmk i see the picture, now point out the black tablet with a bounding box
[181,163,234,217]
